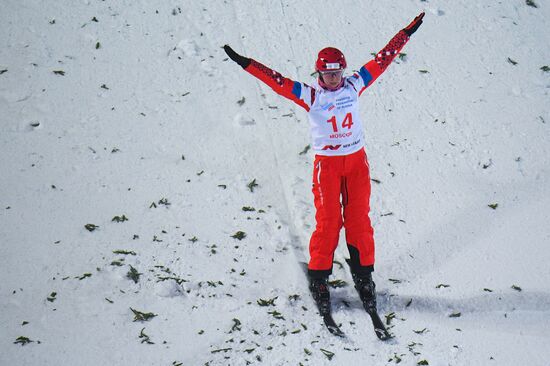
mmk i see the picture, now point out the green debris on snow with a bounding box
[320,348,335,361]
[14,336,33,346]
[257,297,277,306]
[131,308,157,322]
[231,231,246,240]
[247,179,259,192]
[84,223,99,232]
[127,265,141,284]
[112,215,129,223]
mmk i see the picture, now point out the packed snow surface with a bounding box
[1,1,549,365]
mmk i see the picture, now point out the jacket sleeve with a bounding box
[244,59,315,111]
[350,29,410,97]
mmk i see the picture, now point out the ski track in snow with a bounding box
[1,1,550,365]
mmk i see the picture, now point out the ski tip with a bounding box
[375,328,393,341]
[327,325,346,338]
[323,314,346,338]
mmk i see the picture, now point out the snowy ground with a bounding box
[1,0,550,365]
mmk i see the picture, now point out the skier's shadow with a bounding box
[332,288,550,315]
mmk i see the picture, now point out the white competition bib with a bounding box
[308,79,365,156]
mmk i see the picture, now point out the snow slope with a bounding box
[1,0,550,365]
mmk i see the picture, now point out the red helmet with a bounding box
[315,47,347,72]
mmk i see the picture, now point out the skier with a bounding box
[224,12,425,332]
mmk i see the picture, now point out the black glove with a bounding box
[403,12,425,36]
[223,45,251,69]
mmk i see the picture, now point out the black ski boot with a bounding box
[352,272,377,314]
[306,274,345,337]
[309,277,331,315]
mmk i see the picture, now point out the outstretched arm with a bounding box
[354,12,425,96]
[223,45,314,111]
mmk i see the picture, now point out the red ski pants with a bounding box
[308,148,375,277]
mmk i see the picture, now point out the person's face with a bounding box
[320,70,344,88]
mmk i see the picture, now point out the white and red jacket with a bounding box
[244,30,410,156]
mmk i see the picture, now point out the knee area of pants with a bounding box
[344,223,373,232]
[317,222,343,232]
